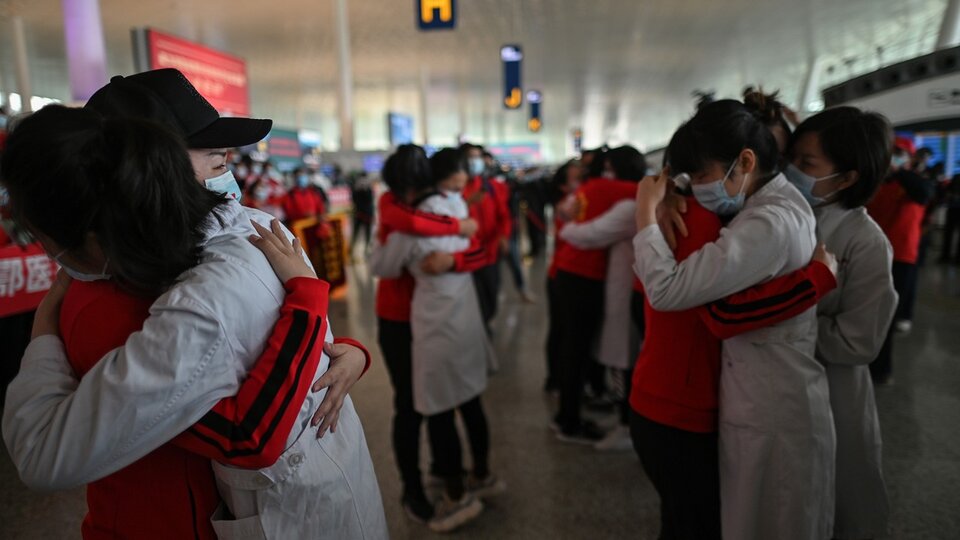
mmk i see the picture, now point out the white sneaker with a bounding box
[466,472,507,499]
[594,424,634,452]
[428,494,484,533]
[894,320,912,334]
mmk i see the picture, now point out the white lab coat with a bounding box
[2,201,387,540]
[814,203,896,539]
[560,199,637,369]
[633,175,835,540]
[369,192,494,415]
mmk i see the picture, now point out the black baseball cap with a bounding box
[85,68,272,149]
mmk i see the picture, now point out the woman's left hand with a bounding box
[31,271,71,339]
[249,219,317,283]
[635,170,671,231]
[310,342,366,438]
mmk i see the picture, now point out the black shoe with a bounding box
[402,494,435,523]
[555,420,606,445]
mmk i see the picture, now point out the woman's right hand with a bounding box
[812,243,838,277]
[458,218,479,238]
[249,219,317,283]
[656,191,688,250]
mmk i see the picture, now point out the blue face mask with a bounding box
[53,250,110,282]
[691,161,745,216]
[296,174,311,189]
[469,157,486,177]
[784,163,840,207]
[204,170,243,203]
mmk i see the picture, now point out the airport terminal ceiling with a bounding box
[0,0,950,159]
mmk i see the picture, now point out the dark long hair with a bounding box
[605,145,648,181]
[666,99,780,178]
[381,144,430,196]
[790,107,893,209]
[0,105,227,294]
[428,148,467,189]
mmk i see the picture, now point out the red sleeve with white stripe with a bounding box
[172,277,330,468]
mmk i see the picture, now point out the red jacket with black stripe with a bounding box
[374,191,489,322]
[60,277,366,540]
[630,198,837,433]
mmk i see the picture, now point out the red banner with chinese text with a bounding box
[146,29,251,117]
[0,243,59,318]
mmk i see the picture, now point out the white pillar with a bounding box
[938,0,960,50]
[798,57,824,114]
[458,78,468,141]
[333,0,354,151]
[419,66,430,146]
[62,0,109,102]
[12,17,32,113]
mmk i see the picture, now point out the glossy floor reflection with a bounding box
[1,255,959,539]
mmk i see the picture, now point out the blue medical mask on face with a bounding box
[892,154,909,168]
[204,170,243,202]
[785,163,840,207]
[296,174,311,189]
[469,157,486,177]
[691,161,745,216]
[53,250,110,282]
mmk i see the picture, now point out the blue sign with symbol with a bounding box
[417,0,456,31]
[501,45,523,110]
[528,90,542,132]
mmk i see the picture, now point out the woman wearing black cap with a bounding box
[2,98,387,537]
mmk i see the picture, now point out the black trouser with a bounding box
[892,260,919,322]
[503,228,526,292]
[941,207,960,261]
[427,396,490,497]
[871,321,895,382]
[351,218,372,250]
[544,276,561,390]
[630,412,721,540]
[554,270,605,432]
[620,290,646,424]
[377,318,426,500]
[473,261,501,328]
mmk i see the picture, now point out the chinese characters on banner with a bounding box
[290,216,348,295]
[0,244,59,317]
[144,28,251,117]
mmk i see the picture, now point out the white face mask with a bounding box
[691,160,746,216]
[784,164,840,207]
[53,250,110,282]
[204,170,243,202]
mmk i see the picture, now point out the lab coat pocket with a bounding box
[210,427,314,539]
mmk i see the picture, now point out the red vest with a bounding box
[60,281,220,540]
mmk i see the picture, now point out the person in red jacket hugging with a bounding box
[867,136,936,384]
[550,145,646,444]
[369,144,482,524]
[460,143,512,334]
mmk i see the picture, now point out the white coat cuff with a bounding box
[22,335,69,369]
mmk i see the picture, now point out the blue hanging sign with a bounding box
[527,90,542,132]
[501,45,523,110]
[417,0,456,31]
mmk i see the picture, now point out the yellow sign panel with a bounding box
[528,118,542,132]
[421,0,453,23]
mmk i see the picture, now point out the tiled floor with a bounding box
[1,256,959,539]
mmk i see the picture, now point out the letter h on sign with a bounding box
[418,0,456,30]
